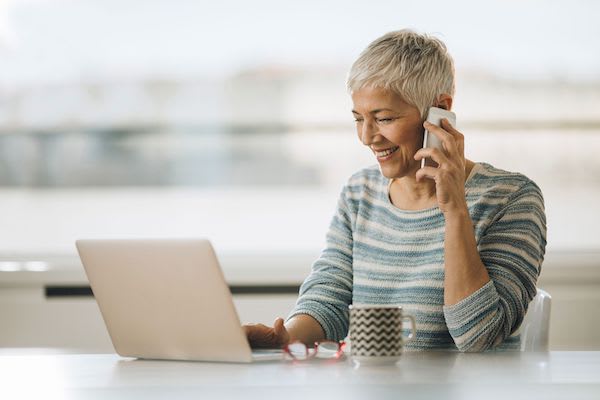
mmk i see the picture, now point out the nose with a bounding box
[359,119,377,146]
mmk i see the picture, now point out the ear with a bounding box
[436,94,453,111]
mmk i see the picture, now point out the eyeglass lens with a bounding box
[315,342,341,358]
[287,342,310,360]
[286,341,343,360]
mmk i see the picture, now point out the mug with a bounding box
[348,305,416,365]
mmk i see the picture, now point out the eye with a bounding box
[354,118,364,123]
[376,118,395,124]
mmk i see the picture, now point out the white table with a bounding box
[0,351,599,400]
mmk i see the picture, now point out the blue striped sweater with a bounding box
[288,162,547,352]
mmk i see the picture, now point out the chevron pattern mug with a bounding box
[348,305,416,365]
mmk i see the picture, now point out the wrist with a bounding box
[286,314,326,346]
[443,204,470,222]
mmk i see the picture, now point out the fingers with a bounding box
[414,146,448,167]
[423,121,452,153]
[273,318,284,335]
[416,165,457,185]
[423,119,463,158]
[415,166,438,183]
[243,318,289,349]
[441,118,465,156]
[243,323,268,340]
[273,317,290,345]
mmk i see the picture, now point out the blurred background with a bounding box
[1,0,599,351]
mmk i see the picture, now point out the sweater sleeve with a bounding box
[286,186,354,341]
[443,180,547,352]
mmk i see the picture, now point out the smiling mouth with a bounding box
[374,146,399,158]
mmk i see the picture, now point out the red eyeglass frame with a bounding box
[283,340,346,360]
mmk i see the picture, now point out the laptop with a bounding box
[76,238,284,363]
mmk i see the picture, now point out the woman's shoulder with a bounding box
[344,164,386,190]
[468,162,544,209]
[336,165,388,208]
[470,162,542,195]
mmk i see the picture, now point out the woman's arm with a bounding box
[415,119,491,306]
[443,183,546,351]
[286,184,355,342]
[415,119,546,352]
[244,184,355,348]
[443,207,490,306]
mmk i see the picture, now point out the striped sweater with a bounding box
[288,162,547,352]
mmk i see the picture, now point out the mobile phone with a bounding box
[421,107,456,168]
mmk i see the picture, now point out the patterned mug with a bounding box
[348,305,416,365]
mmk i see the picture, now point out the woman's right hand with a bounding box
[242,317,291,349]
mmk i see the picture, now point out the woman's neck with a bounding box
[389,175,437,211]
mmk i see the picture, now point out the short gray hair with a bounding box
[347,29,455,118]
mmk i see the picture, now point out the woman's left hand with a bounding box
[413,118,468,216]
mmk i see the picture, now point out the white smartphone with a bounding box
[421,106,456,168]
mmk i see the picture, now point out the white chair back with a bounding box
[518,288,552,351]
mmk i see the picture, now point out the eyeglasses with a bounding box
[283,340,346,361]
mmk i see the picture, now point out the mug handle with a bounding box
[402,315,417,343]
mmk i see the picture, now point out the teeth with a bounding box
[375,146,399,157]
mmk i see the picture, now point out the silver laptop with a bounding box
[76,238,284,363]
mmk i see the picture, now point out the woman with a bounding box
[243,29,547,352]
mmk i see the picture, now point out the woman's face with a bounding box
[351,86,424,180]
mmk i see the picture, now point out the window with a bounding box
[1,0,599,255]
